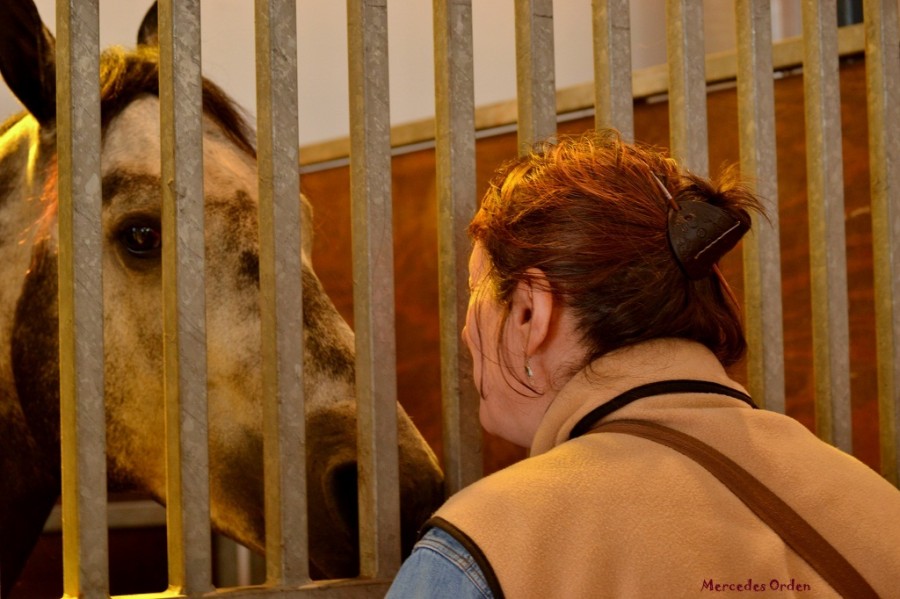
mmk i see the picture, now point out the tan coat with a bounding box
[435,340,900,598]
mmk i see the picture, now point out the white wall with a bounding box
[0,1,802,146]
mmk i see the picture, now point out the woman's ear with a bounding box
[509,268,554,356]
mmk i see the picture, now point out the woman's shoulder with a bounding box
[437,437,627,518]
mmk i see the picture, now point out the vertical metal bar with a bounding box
[255,0,310,583]
[158,0,213,592]
[801,0,852,451]
[863,0,900,485]
[735,0,786,413]
[666,0,709,176]
[514,0,556,153]
[56,1,108,596]
[347,0,401,579]
[592,0,634,141]
[433,0,481,496]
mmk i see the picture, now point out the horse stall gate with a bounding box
[16,0,900,597]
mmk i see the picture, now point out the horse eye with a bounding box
[120,223,162,257]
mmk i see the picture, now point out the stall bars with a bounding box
[55,0,900,598]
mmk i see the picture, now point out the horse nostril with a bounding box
[328,462,359,537]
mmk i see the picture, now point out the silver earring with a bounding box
[525,360,534,379]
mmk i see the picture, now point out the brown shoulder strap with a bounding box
[590,419,879,599]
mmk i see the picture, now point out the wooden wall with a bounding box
[303,58,880,475]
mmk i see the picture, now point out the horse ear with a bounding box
[137,2,159,47]
[0,0,57,125]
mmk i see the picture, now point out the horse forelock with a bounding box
[4,45,256,160]
[98,46,256,157]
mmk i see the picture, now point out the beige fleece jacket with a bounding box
[435,339,900,598]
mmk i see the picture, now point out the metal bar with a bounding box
[254,0,309,585]
[592,0,634,141]
[801,0,852,451]
[158,0,214,592]
[433,0,481,496]
[735,0,786,413]
[863,0,900,486]
[255,0,310,584]
[44,500,167,532]
[514,0,556,153]
[56,1,108,597]
[347,0,401,579]
[665,0,709,176]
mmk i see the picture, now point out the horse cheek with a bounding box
[102,266,167,494]
[11,238,61,465]
[3,239,62,598]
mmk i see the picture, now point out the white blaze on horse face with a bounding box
[101,96,266,491]
[100,96,285,532]
[97,95,389,561]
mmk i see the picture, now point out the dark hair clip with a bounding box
[652,174,749,280]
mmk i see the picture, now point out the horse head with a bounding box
[0,1,443,593]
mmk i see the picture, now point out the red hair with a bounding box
[469,130,760,368]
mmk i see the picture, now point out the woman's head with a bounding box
[467,130,760,389]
